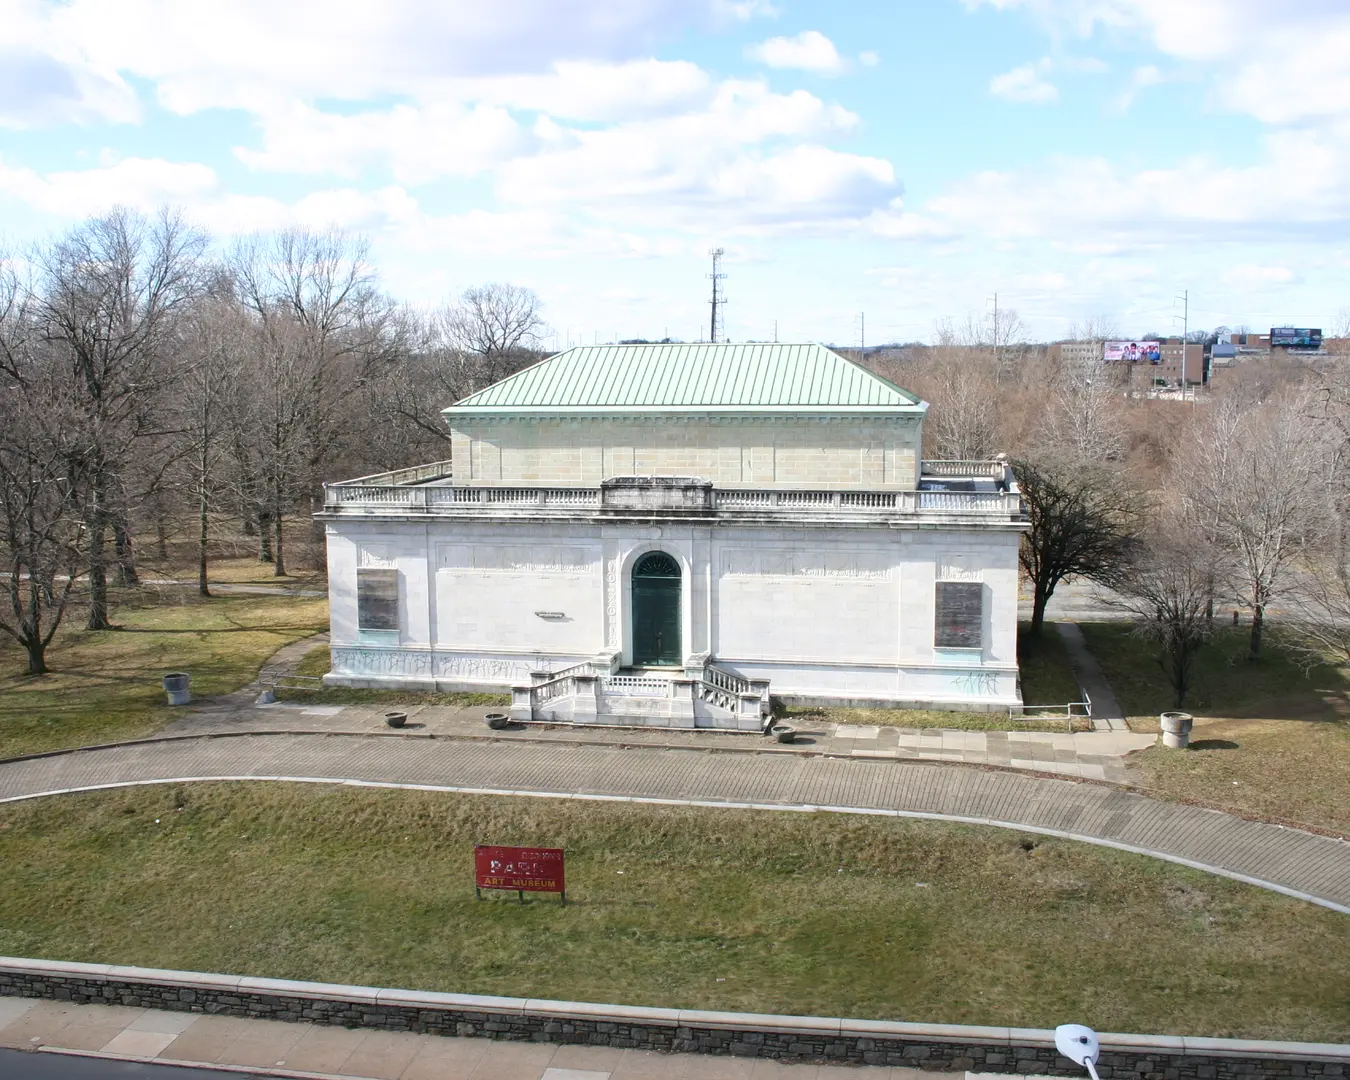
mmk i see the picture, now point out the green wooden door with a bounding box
[632,552,682,666]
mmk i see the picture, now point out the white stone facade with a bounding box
[321,495,1022,711]
[320,343,1026,719]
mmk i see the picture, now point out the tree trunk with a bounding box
[1249,603,1264,661]
[153,494,170,560]
[85,492,111,631]
[258,510,273,562]
[273,494,286,577]
[114,518,139,587]
[243,516,257,537]
[1029,581,1049,635]
[25,636,48,676]
[197,484,211,598]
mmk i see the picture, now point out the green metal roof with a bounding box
[445,343,925,416]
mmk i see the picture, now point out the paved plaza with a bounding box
[167,698,1154,784]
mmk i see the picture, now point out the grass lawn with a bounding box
[1079,622,1350,835]
[0,593,329,759]
[0,784,1346,1041]
[1018,621,1082,707]
[787,705,1087,733]
[275,644,510,708]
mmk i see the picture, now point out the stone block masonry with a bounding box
[1,957,1346,1078]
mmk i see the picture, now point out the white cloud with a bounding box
[746,31,848,76]
[492,81,890,231]
[0,154,217,216]
[1222,264,1299,288]
[859,51,881,67]
[15,0,732,116]
[990,60,1058,103]
[921,118,1350,248]
[1112,63,1164,111]
[968,0,1350,125]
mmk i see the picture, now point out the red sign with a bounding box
[474,845,565,897]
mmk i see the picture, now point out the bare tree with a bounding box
[1184,386,1330,660]
[228,228,391,575]
[0,258,85,674]
[1038,347,1127,461]
[1114,514,1221,708]
[32,207,207,628]
[1015,454,1144,635]
[443,282,546,379]
[912,320,1001,460]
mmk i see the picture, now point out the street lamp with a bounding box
[1055,1024,1100,1079]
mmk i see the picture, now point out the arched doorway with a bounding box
[631,551,682,667]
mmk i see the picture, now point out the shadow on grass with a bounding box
[1187,739,1240,751]
[1078,622,1350,723]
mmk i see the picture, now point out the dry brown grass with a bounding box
[1,783,1347,1040]
[0,592,329,758]
[1125,715,1350,835]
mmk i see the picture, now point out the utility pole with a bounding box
[708,248,727,343]
[858,311,865,350]
[1175,288,1189,394]
[773,320,778,343]
[987,292,999,369]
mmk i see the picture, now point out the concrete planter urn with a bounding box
[384,711,408,729]
[1160,711,1193,749]
[485,712,511,730]
[772,724,796,744]
[162,673,191,706]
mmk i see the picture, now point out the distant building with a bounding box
[1153,341,1204,387]
[1047,341,1102,366]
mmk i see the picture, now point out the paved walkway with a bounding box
[0,999,952,1080]
[1055,623,1129,732]
[2,731,1347,912]
[169,699,1155,785]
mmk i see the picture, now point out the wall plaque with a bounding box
[935,581,982,649]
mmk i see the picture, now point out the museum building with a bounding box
[319,343,1027,728]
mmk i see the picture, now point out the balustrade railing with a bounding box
[703,664,751,695]
[922,460,1006,479]
[532,675,576,707]
[326,474,1021,517]
[601,676,669,697]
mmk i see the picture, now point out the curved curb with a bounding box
[1,773,1346,915]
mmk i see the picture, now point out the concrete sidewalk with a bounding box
[0,998,943,1080]
[169,700,1155,785]
[1054,623,1129,732]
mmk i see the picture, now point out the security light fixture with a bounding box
[1055,1024,1100,1079]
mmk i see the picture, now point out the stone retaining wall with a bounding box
[1,957,1346,1079]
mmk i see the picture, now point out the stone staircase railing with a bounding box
[510,658,770,731]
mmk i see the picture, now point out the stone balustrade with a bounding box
[323,473,1024,522]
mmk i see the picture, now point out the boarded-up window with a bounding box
[357,568,399,631]
[935,581,982,649]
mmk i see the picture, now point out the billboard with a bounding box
[1104,340,1162,363]
[1270,327,1322,349]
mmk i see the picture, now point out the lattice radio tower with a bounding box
[708,247,727,343]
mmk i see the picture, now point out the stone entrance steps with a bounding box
[511,661,769,732]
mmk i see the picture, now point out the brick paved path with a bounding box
[1,733,1347,912]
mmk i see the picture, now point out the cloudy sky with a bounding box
[2,0,1349,344]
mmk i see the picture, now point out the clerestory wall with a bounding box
[447,415,922,489]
